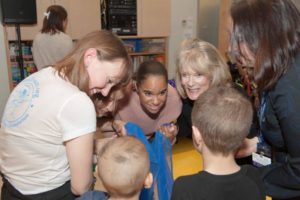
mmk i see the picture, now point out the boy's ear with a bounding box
[192,125,203,149]
[144,172,153,189]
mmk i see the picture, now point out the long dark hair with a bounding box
[41,5,68,34]
[230,0,300,93]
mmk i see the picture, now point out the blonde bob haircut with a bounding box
[175,38,232,99]
[54,30,132,96]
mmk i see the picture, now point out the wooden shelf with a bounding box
[119,35,167,39]
[129,52,165,56]
[11,61,35,65]
[11,55,33,59]
[120,36,168,71]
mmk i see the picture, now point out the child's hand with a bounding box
[112,120,127,136]
[159,123,178,145]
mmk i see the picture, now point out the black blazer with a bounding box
[259,54,300,199]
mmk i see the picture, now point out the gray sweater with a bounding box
[32,32,73,70]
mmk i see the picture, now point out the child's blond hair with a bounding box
[97,136,150,198]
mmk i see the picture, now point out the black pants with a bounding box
[1,177,76,200]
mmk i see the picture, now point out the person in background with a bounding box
[0,30,132,200]
[172,86,265,200]
[32,5,73,70]
[175,38,232,138]
[76,136,153,200]
[100,60,182,144]
[229,0,300,199]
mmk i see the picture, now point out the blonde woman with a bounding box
[175,38,232,138]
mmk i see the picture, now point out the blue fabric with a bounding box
[125,122,174,200]
[256,93,271,159]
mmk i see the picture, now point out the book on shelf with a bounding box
[122,38,165,54]
[122,38,142,53]
[141,38,165,53]
[9,41,37,86]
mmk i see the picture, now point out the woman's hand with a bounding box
[159,123,178,145]
[97,118,126,137]
[235,137,259,158]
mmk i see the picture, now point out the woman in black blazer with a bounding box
[230,0,300,199]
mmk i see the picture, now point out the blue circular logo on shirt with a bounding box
[3,78,39,127]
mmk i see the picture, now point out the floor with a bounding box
[172,137,202,179]
[0,137,271,199]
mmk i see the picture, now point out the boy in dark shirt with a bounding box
[171,86,265,200]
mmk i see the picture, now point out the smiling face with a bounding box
[180,67,211,101]
[137,75,168,115]
[86,50,124,97]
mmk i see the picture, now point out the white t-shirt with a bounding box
[0,67,96,194]
[32,32,73,70]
